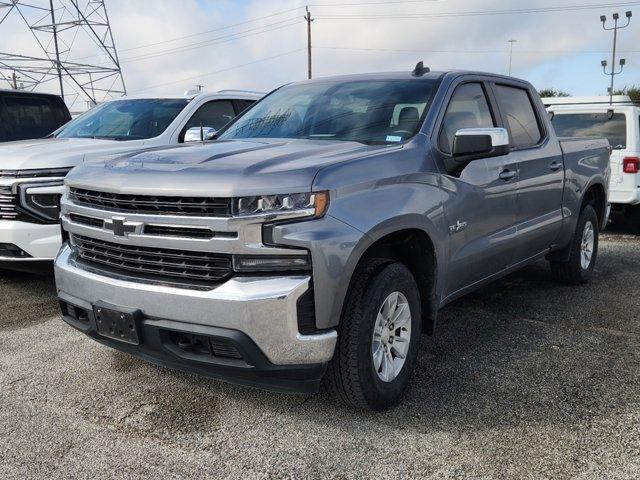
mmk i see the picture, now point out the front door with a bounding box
[436,81,519,297]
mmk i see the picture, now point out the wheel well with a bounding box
[583,183,607,228]
[360,229,438,335]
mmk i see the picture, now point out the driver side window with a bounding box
[182,100,235,141]
[438,83,495,154]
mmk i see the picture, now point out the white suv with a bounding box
[0,89,262,270]
[545,95,639,229]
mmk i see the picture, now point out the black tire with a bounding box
[324,259,422,411]
[550,204,599,285]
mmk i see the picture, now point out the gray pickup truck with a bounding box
[55,67,610,410]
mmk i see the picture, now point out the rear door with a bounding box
[492,82,565,261]
[436,80,519,296]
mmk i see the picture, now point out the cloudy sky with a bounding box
[1,0,639,109]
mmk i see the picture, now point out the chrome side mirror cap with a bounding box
[184,126,217,142]
[444,127,510,176]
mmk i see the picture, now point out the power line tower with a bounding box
[0,0,126,110]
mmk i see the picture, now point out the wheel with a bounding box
[325,259,422,411]
[550,204,599,285]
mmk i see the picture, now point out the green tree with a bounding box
[612,86,640,103]
[538,88,571,98]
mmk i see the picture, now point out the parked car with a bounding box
[55,68,610,410]
[0,89,71,142]
[544,95,638,230]
[0,89,262,270]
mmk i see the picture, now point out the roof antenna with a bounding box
[412,61,430,77]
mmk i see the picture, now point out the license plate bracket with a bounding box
[93,304,141,345]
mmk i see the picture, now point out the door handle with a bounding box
[550,161,562,171]
[499,169,517,181]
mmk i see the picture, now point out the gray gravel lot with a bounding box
[1,228,639,479]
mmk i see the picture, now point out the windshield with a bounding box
[551,112,627,149]
[219,79,437,145]
[56,98,189,141]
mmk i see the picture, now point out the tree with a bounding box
[538,88,571,98]
[612,86,640,103]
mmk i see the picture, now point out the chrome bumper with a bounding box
[54,245,337,365]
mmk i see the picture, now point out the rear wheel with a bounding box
[550,204,599,284]
[325,259,422,411]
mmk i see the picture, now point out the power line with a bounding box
[315,45,640,55]
[131,48,305,93]
[71,6,304,61]
[315,1,640,19]
[117,18,303,64]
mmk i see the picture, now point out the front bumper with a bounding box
[55,245,337,393]
[0,220,61,262]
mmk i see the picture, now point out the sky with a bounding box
[1,0,639,109]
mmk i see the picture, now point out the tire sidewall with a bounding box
[576,205,599,279]
[355,263,422,410]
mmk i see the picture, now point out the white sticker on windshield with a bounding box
[386,135,403,143]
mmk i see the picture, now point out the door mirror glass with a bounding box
[444,127,510,176]
[184,126,217,142]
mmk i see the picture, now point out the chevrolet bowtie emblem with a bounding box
[103,217,143,237]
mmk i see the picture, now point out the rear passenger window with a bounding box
[4,96,58,139]
[438,83,495,154]
[495,85,542,148]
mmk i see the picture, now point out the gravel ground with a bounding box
[0,228,639,479]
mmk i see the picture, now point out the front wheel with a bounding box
[325,259,422,411]
[550,204,599,285]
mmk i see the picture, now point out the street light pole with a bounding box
[601,11,632,105]
[508,39,517,76]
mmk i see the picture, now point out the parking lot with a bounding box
[0,226,638,479]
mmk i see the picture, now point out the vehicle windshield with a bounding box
[55,98,189,141]
[551,112,627,149]
[218,79,437,145]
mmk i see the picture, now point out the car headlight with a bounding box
[234,192,329,219]
[17,181,65,223]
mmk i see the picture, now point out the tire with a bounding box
[325,259,422,411]
[550,204,599,285]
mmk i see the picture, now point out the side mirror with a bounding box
[444,127,510,176]
[184,126,217,142]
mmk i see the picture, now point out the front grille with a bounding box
[0,167,71,179]
[0,187,19,220]
[69,188,232,217]
[71,234,233,285]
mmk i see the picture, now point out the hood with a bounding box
[66,139,395,197]
[0,137,148,171]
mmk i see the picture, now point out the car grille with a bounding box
[71,234,233,285]
[0,187,19,220]
[69,188,232,217]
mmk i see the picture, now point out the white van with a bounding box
[544,95,639,230]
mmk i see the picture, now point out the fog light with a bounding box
[233,255,311,272]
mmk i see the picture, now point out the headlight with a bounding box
[235,191,329,219]
[17,181,64,223]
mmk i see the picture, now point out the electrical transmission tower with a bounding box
[0,0,126,110]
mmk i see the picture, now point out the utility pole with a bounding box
[11,71,18,89]
[601,11,632,105]
[49,0,64,100]
[304,6,314,79]
[196,84,204,92]
[508,39,517,76]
